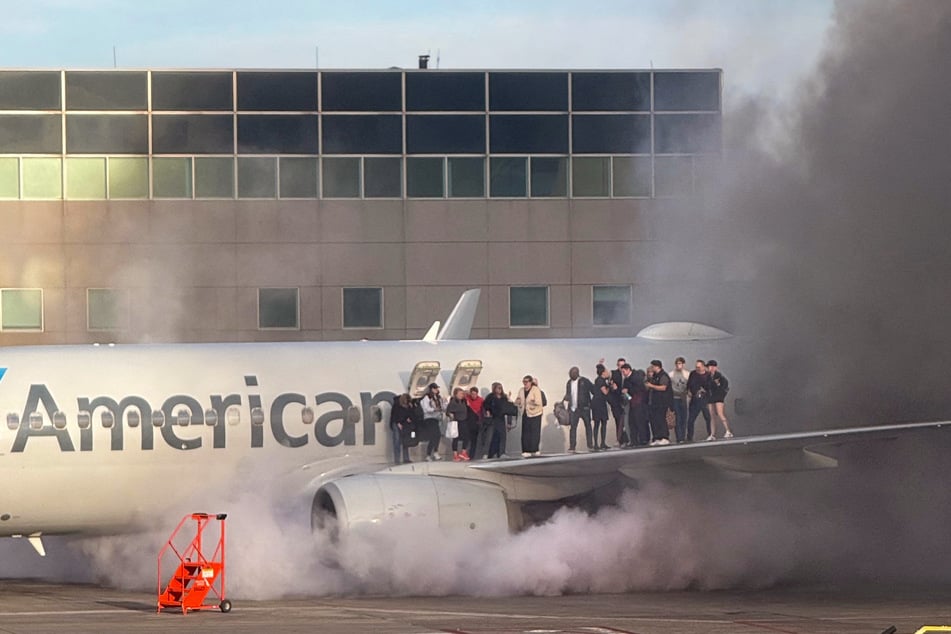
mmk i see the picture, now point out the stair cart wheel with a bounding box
[219,599,232,613]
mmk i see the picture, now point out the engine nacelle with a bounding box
[312,474,514,540]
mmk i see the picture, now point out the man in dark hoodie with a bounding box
[389,393,414,464]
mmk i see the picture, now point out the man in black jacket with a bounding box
[562,366,595,452]
[608,357,628,446]
[645,359,672,446]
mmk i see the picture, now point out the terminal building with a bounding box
[0,66,722,345]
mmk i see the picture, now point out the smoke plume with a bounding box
[653,0,951,428]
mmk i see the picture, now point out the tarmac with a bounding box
[1,580,950,633]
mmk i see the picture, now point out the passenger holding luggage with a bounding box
[419,383,445,461]
[516,375,544,457]
[562,366,595,452]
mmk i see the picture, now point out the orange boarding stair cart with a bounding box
[157,512,231,614]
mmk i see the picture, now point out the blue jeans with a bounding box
[673,398,687,442]
[391,425,409,463]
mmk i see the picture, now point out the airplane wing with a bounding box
[467,421,950,478]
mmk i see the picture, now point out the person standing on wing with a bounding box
[516,375,544,457]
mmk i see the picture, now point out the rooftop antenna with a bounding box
[113,45,117,68]
[315,45,319,69]
[436,49,440,69]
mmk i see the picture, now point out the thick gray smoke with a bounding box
[654,0,951,428]
[5,432,951,597]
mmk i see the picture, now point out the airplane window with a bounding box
[100,411,114,429]
[176,409,190,427]
[6,413,19,430]
[204,409,218,426]
[250,407,265,426]
[52,411,67,430]
[77,411,91,429]
[29,413,44,430]
[151,410,165,427]
[126,410,140,428]
[225,407,241,426]
[345,406,361,424]
[301,406,315,425]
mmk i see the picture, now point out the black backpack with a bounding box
[540,390,548,407]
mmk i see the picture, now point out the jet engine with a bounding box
[312,474,515,541]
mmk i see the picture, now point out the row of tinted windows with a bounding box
[0,154,711,200]
[0,70,720,112]
[0,285,633,333]
[0,113,721,155]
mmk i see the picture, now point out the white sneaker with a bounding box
[724,431,734,438]
[532,451,540,457]
[521,452,531,458]
[425,455,434,461]
[656,438,670,446]
[649,440,660,446]
[706,434,716,441]
[432,453,442,461]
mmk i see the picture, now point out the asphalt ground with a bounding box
[0,580,949,633]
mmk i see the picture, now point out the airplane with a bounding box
[0,289,947,561]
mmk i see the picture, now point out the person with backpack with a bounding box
[515,374,544,457]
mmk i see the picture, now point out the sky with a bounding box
[0,0,835,106]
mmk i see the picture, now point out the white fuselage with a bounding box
[0,337,740,537]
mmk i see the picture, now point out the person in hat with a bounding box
[645,359,672,446]
[705,360,734,440]
[419,383,445,460]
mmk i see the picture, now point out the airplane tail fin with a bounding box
[423,289,480,341]
[421,320,441,342]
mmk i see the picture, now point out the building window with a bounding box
[448,157,484,198]
[593,285,631,326]
[1,288,43,331]
[87,288,128,331]
[258,288,299,330]
[530,157,567,197]
[406,157,444,198]
[279,157,318,198]
[108,157,148,199]
[509,286,549,327]
[66,157,106,199]
[237,157,277,198]
[153,157,193,198]
[194,157,234,198]
[572,157,610,197]
[613,156,652,198]
[0,157,18,199]
[322,157,361,198]
[489,157,526,198]
[343,287,383,329]
[21,157,62,199]
[364,157,402,198]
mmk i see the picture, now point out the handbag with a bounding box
[445,419,459,439]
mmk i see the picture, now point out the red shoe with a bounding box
[452,452,462,462]
[460,450,471,461]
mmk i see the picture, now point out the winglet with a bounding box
[28,534,46,557]
[421,320,441,342]
[436,289,481,340]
